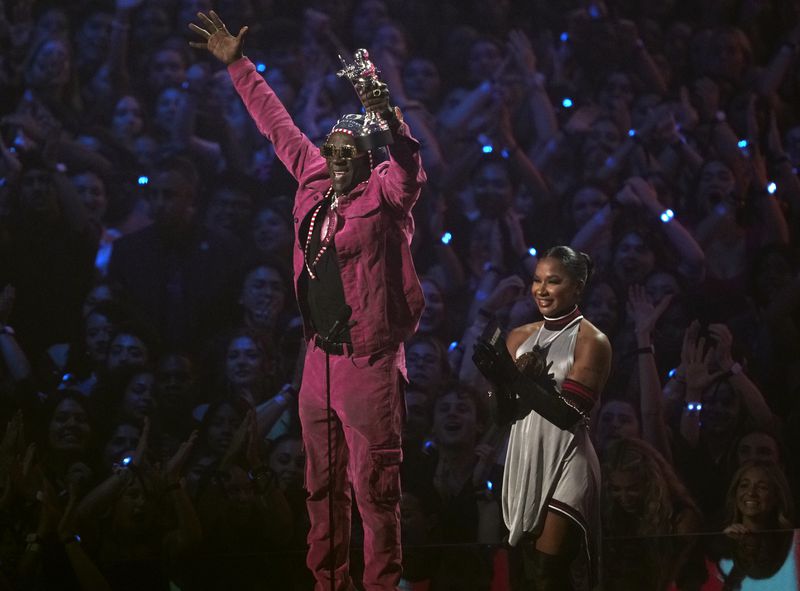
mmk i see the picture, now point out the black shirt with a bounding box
[299,198,351,343]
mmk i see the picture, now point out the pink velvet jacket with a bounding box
[229,57,426,356]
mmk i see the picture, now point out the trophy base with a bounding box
[356,128,394,151]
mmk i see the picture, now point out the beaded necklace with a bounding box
[304,186,339,280]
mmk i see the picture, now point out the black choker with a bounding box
[543,306,581,331]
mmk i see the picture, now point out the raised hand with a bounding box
[506,29,536,76]
[128,417,149,467]
[164,430,199,485]
[708,323,735,370]
[684,334,725,393]
[356,79,395,120]
[627,284,673,337]
[564,105,601,135]
[483,275,526,314]
[188,10,248,66]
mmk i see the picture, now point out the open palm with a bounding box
[188,10,248,66]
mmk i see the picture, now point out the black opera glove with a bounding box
[506,372,583,430]
[473,339,521,388]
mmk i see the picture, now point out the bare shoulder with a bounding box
[569,318,613,390]
[506,321,543,356]
[576,318,612,358]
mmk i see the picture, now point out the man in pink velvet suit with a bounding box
[190,11,426,590]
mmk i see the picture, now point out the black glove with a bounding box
[507,372,583,430]
[473,339,520,388]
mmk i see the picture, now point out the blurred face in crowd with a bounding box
[373,22,408,62]
[472,161,514,218]
[630,93,663,131]
[113,478,154,532]
[583,282,619,336]
[112,95,145,141]
[697,160,736,214]
[156,353,195,411]
[737,432,780,467]
[252,206,293,255]
[85,310,113,365]
[148,170,195,229]
[154,87,188,133]
[27,38,71,89]
[645,271,680,306]
[600,72,634,109]
[221,465,257,514]
[403,58,441,105]
[49,398,91,454]
[596,401,640,451]
[35,7,69,39]
[785,126,800,165]
[133,6,171,48]
[571,186,608,228]
[418,279,445,334]
[133,135,158,169]
[608,468,644,515]
[177,0,212,31]
[407,340,444,390]
[148,49,187,92]
[206,403,241,456]
[240,266,286,328]
[613,232,655,285]
[268,437,305,492]
[71,171,107,223]
[712,30,748,81]
[582,118,622,171]
[206,187,252,233]
[532,257,583,317]
[107,333,148,371]
[352,0,389,45]
[185,454,215,496]
[433,390,478,450]
[122,372,156,421]
[225,336,264,389]
[264,67,297,110]
[403,388,431,445]
[468,39,503,84]
[64,462,93,495]
[700,380,740,436]
[82,284,113,317]
[468,218,495,269]
[75,11,112,64]
[103,423,141,467]
[20,169,60,222]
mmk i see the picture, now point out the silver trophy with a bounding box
[337,48,394,149]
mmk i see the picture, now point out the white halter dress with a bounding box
[502,315,600,585]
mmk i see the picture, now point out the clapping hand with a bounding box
[163,430,199,487]
[473,340,519,387]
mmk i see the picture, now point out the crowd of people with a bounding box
[0,0,799,589]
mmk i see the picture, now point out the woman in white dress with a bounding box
[473,246,612,590]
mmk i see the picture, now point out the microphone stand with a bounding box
[319,306,351,591]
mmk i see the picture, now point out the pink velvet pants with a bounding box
[299,341,405,591]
